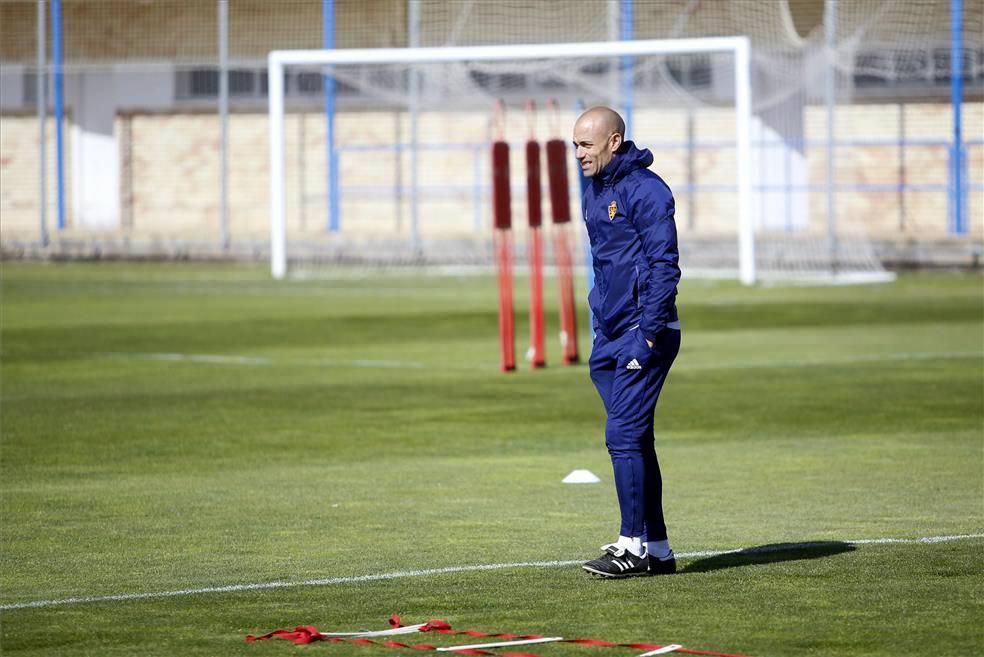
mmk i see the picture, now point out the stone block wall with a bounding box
[2,102,980,247]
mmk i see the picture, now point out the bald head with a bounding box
[577,106,625,138]
[572,106,626,178]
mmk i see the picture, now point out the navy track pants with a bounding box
[589,326,680,541]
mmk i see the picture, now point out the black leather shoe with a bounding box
[647,551,677,575]
[582,544,649,578]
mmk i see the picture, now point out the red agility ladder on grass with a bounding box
[247,614,755,657]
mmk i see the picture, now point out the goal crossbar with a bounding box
[268,37,753,282]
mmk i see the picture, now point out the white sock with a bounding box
[617,535,645,557]
[646,540,673,560]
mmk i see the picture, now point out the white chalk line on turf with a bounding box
[676,350,983,373]
[101,352,273,366]
[95,350,982,373]
[99,352,439,370]
[2,532,981,612]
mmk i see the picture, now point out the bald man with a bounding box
[574,107,681,578]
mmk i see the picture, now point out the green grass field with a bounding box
[1,262,981,657]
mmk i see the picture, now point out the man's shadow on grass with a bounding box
[681,541,855,573]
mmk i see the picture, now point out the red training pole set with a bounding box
[525,101,546,369]
[491,102,515,372]
[493,100,580,372]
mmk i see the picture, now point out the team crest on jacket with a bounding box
[608,200,617,220]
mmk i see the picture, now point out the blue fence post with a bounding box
[620,0,634,137]
[949,0,966,234]
[324,0,339,233]
[52,0,65,231]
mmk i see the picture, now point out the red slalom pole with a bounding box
[525,101,546,368]
[491,103,515,372]
[545,134,579,366]
[494,229,515,372]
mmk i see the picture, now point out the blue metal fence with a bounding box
[317,138,982,234]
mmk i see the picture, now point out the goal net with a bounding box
[268,36,891,284]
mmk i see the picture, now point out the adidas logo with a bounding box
[612,556,633,571]
[626,359,642,370]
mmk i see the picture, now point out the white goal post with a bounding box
[267,37,754,282]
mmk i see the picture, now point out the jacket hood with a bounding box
[597,140,654,186]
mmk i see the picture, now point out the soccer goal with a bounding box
[267,37,891,284]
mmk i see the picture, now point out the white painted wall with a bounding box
[753,117,808,231]
[69,71,119,229]
[66,65,174,230]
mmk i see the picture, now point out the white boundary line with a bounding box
[93,350,982,372]
[676,351,983,373]
[2,533,981,612]
[101,352,273,366]
[97,352,446,370]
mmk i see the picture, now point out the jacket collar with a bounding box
[595,140,654,188]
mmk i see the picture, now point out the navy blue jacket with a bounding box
[583,141,680,342]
